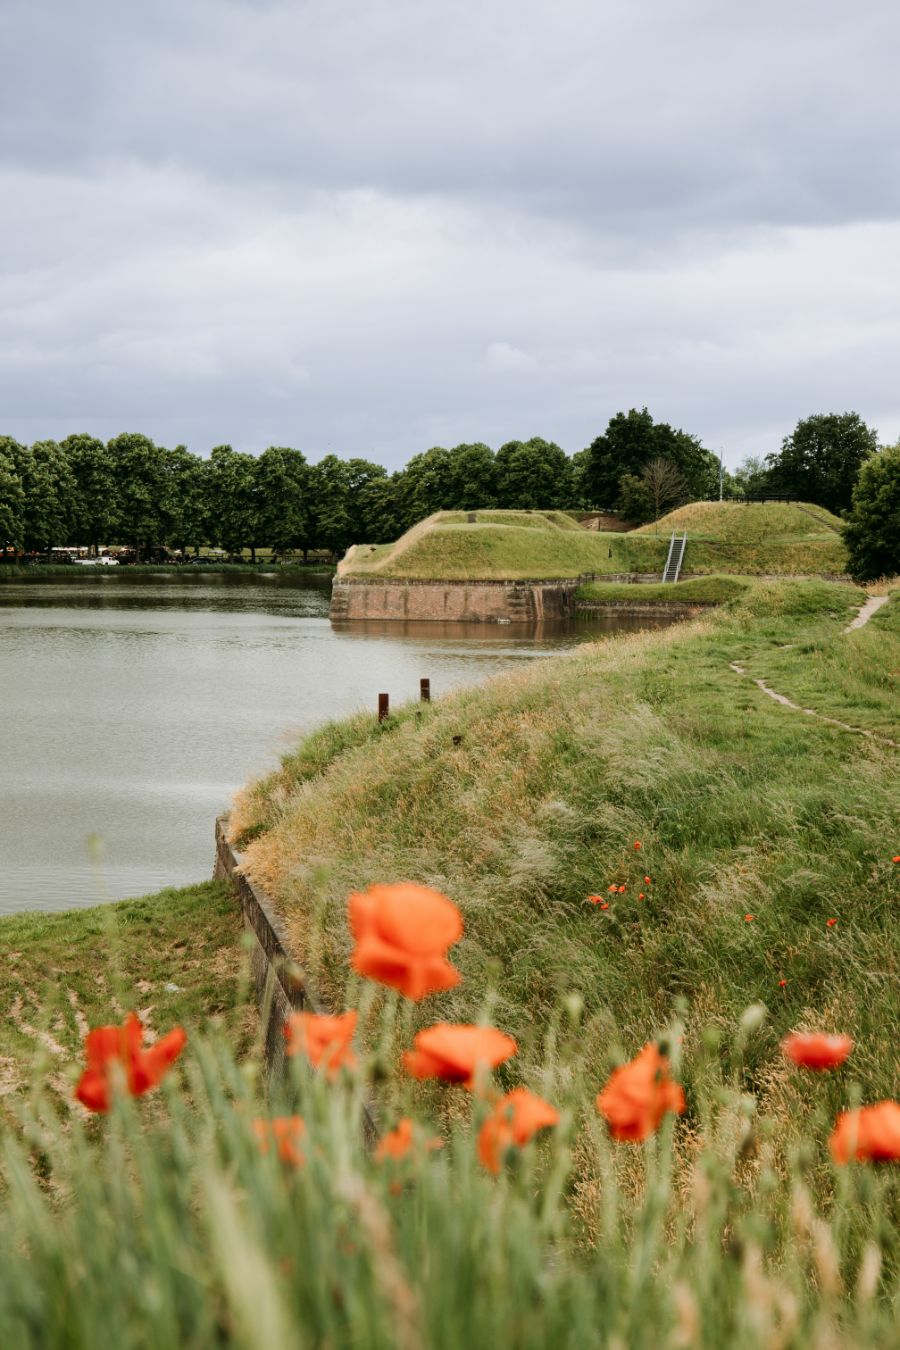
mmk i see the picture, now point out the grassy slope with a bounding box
[0,882,249,1103]
[576,575,753,605]
[231,581,899,1128]
[636,501,847,576]
[341,504,847,580]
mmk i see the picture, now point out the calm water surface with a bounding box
[0,572,677,913]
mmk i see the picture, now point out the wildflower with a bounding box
[782,1032,853,1070]
[375,1117,443,1162]
[253,1116,306,1167]
[74,1013,186,1113]
[608,885,617,894]
[826,918,838,928]
[638,893,645,901]
[634,841,642,851]
[778,979,788,988]
[617,885,626,894]
[283,1011,358,1077]
[403,1023,517,1087]
[599,902,610,910]
[348,882,463,1000]
[830,1102,900,1165]
[644,876,651,885]
[893,855,900,863]
[588,895,608,905]
[744,914,755,923]
[596,1043,685,1142]
[478,1087,560,1174]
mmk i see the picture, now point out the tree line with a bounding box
[0,410,886,560]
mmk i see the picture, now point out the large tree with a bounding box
[108,433,169,558]
[445,442,497,509]
[765,413,877,514]
[255,446,309,556]
[0,437,25,552]
[584,408,717,508]
[842,443,900,582]
[16,440,75,553]
[62,434,118,552]
[394,447,455,528]
[494,437,573,509]
[208,445,262,558]
[163,446,211,556]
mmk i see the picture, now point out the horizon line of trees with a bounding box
[0,411,888,561]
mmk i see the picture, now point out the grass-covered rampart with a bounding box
[576,575,752,606]
[232,580,898,1123]
[340,504,847,580]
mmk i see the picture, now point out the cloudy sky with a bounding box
[2,0,899,470]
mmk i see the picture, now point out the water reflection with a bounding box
[0,575,682,914]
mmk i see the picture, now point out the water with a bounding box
[0,572,677,914]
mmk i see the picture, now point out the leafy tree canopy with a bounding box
[765,412,877,515]
[843,443,900,582]
[584,408,718,509]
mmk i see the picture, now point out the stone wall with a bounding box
[330,576,581,623]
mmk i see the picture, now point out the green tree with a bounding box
[394,447,455,529]
[446,442,497,509]
[16,440,75,553]
[615,473,654,525]
[584,409,717,508]
[308,455,354,558]
[207,446,261,559]
[731,454,772,500]
[255,446,309,556]
[163,446,211,556]
[62,434,118,552]
[494,438,573,508]
[107,433,168,559]
[0,437,25,552]
[765,413,877,514]
[843,443,900,582]
[356,473,402,544]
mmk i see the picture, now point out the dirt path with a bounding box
[728,593,897,748]
[843,594,888,633]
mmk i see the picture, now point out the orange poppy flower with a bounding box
[599,902,610,910]
[253,1116,306,1167]
[375,1116,443,1162]
[617,885,626,894]
[283,1011,358,1077]
[892,855,900,863]
[634,841,642,851]
[588,894,604,904]
[478,1087,560,1174]
[782,1032,853,1070]
[744,914,755,922]
[607,885,617,894]
[348,883,463,1000]
[75,1013,186,1113]
[638,893,645,901]
[596,1043,685,1142]
[778,979,788,988]
[644,875,651,885]
[830,1102,900,1164]
[403,1023,517,1087]
[826,918,838,928]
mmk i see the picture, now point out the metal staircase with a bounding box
[662,531,687,583]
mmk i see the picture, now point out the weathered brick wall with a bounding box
[330,577,580,622]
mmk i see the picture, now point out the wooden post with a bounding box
[420,678,431,703]
[378,693,389,722]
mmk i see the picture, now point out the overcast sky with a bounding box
[1,0,899,470]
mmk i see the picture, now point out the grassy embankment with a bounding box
[232,579,898,1114]
[576,575,753,606]
[341,503,847,581]
[0,881,249,1107]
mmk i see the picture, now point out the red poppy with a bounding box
[892,855,900,863]
[778,979,788,988]
[348,883,463,1000]
[403,1023,517,1087]
[644,876,651,885]
[478,1087,560,1173]
[253,1116,306,1167]
[638,892,645,901]
[283,1011,358,1077]
[782,1032,853,1070]
[744,914,755,922]
[607,885,617,894]
[599,902,609,910]
[596,1043,685,1142]
[75,1013,186,1113]
[830,1102,900,1164]
[588,894,605,905]
[826,918,838,928]
[617,885,626,894]
[375,1117,443,1162]
[634,841,642,851]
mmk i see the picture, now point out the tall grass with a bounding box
[1,991,898,1348]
